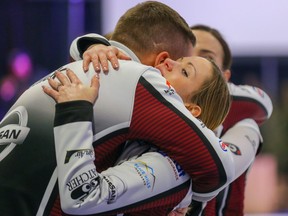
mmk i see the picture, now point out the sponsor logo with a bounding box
[0,106,30,161]
[65,149,94,164]
[164,80,175,95]
[68,168,99,202]
[103,176,117,204]
[134,161,155,190]
[225,143,242,155]
[158,151,185,180]
[219,140,228,152]
[197,119,206,129]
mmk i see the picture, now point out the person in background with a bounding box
[188,24,273,216]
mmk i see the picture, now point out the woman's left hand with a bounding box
[42,69,100,104]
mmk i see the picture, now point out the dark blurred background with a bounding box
[0,0,102,117]
[0,0,287,214]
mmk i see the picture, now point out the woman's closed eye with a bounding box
[182,69,188,77]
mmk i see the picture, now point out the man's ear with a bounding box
[222,69,231,82]
[184,103,202,118]
[154,51,170,67]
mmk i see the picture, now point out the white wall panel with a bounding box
[101,0,288,56]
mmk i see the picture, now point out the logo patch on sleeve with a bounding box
[0,106,30,161]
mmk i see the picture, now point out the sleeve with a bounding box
[69,33,110,61]
[54,102,191,215]
[225,83,273,128]
[220,118,262,179]
[190,118,262,210]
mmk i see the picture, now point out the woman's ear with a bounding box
[222,69,231,82]
[184,103,202,117]
[154,51,170,67]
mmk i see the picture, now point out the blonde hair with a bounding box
[191,60,231,130]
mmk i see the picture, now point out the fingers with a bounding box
[43,69,100,104]
[89,74,100,104]
[82,44,131,73]
[117,50,131,61]
[54,69,81,87]
[97,52,110,72]
[90,74,100,90]
[66,69,81,85]
[107,46,131,69]
[106,49,119,70]
[47,72,64,90]
[95,47,119,72]
[44,69,79,94]
[83,48,108,73]
[82,53,93,72]
[42,84,58,102]
[42,77,60,102]
[55,71,72,86]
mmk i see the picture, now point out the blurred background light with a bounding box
[0,76,17,102]
[9,51,32,80]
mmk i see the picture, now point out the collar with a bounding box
[110,40,141,63]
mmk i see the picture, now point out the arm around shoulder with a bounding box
[70,33,110,61]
